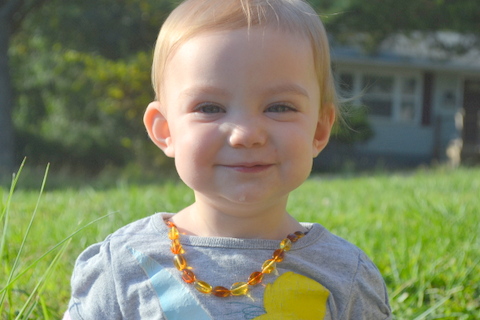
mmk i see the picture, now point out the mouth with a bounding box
[222,163,274,173]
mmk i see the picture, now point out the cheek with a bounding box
[171,127,219,180]
[173,135,208,167]
[279,124,317,173]
[279,123,317,154]
[173,145,205,191]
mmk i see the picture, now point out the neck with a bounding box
[171,196,305,240]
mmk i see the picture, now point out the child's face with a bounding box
[147,27,333,207]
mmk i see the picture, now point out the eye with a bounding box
[195,103,225,114]
[265,103,297,113]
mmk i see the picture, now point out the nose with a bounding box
[227,117,267,148]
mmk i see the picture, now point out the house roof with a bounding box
[331,32,480,75]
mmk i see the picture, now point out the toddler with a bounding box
[65,0,392,319]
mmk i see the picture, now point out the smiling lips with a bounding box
[222,163,274,173]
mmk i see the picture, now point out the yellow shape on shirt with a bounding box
[254,272,329,320]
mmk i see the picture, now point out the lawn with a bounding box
[1,165,479,319]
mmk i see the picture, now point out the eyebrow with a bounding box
[264,83,310,99]
[180,86,231,99]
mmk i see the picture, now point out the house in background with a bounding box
[316,32,480,170]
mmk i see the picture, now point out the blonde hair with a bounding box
[152,0,338,114]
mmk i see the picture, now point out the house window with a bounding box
[400,77,418,122]
[338,70,421,123]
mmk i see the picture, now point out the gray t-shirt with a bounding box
[67,213,391,319]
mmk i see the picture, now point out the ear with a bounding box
[312,103,335,157]
[144,101,175,158]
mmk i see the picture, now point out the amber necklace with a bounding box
[165,219,306,298]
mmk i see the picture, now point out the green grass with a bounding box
[1,165,479,319]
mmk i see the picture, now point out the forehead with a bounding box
[162,27,317,96]
[175,26,312,59]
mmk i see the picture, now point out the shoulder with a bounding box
[71,212,172,276]
[340,251,392,319]
[297,223,367,271]
[67,213,172,319]
[68,234,119,319]
[297,223,392,319]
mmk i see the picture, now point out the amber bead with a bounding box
[195,280,213,294]
[294,231,305,239]
[272,249,285,262]
[168,226,179,240]
[165,220,176,228]
[261,259,277,274]
[287,233,299,242]
[171,239,184,254]
[212,286,231,298]
[173,254,187,270]
[231,282,249,296]
[182,269,196,283]
[280,238,292,251]
[248,271,264,285]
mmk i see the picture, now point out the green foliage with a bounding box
[12,33,172,173]
[0,162,129,318]
[327,0,480,51]
[0,161,68,319]
[11,0,178,173]
[12,44,133,170]
[331,105,374,144]
[19,0,180,59]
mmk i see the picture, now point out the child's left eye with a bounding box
[265,104,297,113]
[194,103,225,114]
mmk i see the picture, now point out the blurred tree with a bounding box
[21,0,179,59]
[1,0,50,176]
[11,0,178,173]
[326,0,480,52]
[331,105,374,145]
